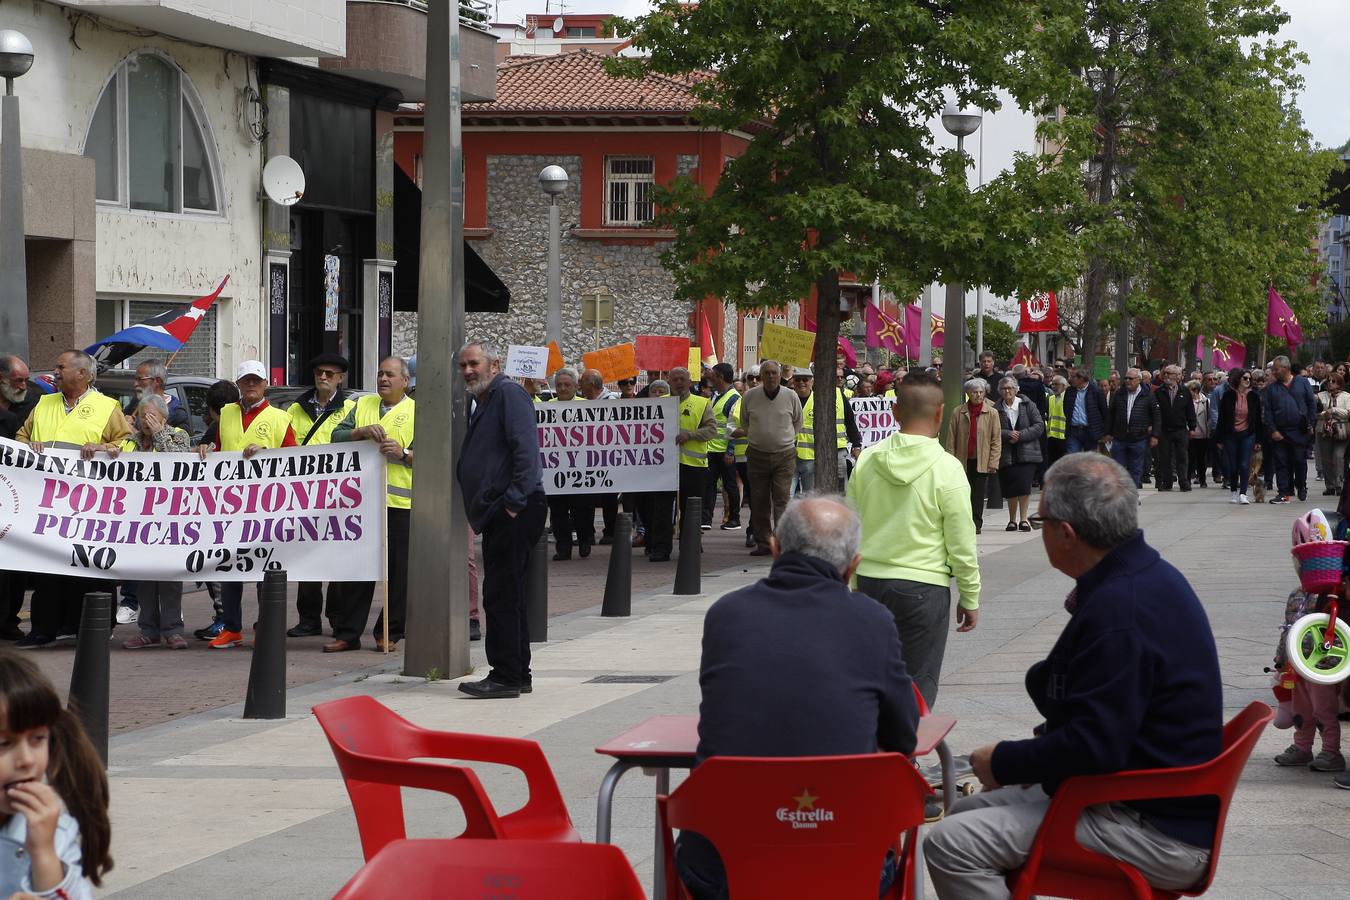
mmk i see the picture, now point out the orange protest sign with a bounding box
[634,335,691,371]
[546,341,564,377]
[582,343,639,383]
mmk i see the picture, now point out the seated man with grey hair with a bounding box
[925,453,1223,899]
[677,493,919,900]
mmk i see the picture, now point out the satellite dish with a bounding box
[552,16,564,34]
[262,155,305,206]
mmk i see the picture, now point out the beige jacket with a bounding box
[944,398,1002,473]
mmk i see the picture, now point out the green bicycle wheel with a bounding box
[1286,613,1350,685]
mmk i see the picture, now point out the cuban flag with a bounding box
[86,276,228,368]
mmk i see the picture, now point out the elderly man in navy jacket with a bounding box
[455,341,547,699]
[1062,366,1107,454]
[676,494,919,900]
[924,453,1222,899]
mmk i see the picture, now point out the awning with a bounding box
[394,165,510,314]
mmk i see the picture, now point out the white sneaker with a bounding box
[115,605,137,625]
[1230,493,1239,504]
[1239,494,1250,505]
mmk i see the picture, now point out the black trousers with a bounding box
[30,575,111,639]
[965,460,988,530]
[1188,438,1210,485]
[703,452,740,526]
[1157,429,1189,488]
[644,466,708,558]
[0,569,25,630]
[296,581,342,630]
[482,492,548,686]
[1273,438,1309,498]
[335,507,410,644]
[548,495,593,557]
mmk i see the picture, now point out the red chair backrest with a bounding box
[1192,701,1276,892]
[662,754,929,900]
[313,695,504,859]
[333,839,647,900]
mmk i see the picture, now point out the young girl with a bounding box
[1273,589,1346,773]
[0,653,112,898]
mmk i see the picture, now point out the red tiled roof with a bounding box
[466,50,703,117]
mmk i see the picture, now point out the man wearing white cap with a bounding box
[198,360,296,648]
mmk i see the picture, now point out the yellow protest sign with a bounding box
[760,322,815,368]
[688,347,703,374]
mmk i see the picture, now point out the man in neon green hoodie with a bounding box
[847,370,980,707]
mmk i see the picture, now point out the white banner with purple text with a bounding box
[536,398,679,494]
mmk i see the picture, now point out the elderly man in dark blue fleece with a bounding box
[455,341,547,699]
[925,453,1222,899]
[676,494,919,900]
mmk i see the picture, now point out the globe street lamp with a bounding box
[940,103,982,435]
[0,29,33,359]
[539,165,569,349]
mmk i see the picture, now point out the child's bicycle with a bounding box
[1286,517,1350,685]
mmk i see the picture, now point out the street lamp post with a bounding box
[0,30,33,359]
[940,103,982,436]
[539,166,568,349]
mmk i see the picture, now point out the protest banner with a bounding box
[505,344,550,379]
[535,398,678,494]
[634,335,690,371]
[760,322,815,368]
[0,438,385,582]
[849,397,899,447]
[582,343,639,383]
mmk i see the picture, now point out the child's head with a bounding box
[0,652,113,885]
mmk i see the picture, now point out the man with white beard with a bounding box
[0,355,39,640]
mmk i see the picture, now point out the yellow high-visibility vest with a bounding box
[679,393,710,467]
[354,394,416,509]
[288,395,357,446]
[28,391,122,449]
[796,389,848,460]
[709,389,741,454]
[1047,394,1067,440]
[218,403,292,452]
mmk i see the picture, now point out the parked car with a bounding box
[93,370,218,444]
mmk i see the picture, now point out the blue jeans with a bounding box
[1110,439,1148,487]
[1223,431,1256,494]
[220,582,262,634]
[1066,425,1095,454]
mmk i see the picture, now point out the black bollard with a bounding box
[68,591,112,766]
[526,532,549,641]
[243,570,288,720]
[674,497,702,595]
[601,513,633,617]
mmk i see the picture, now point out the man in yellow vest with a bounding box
[703,362,743,530]
[1046,373,1068,468]
[791,366,859,494]
[198,360,297,649]
[285,353,358,639]
[329,356,415,653]
[13,349,131,648]
[546,367,593,560]
[644,366,715,563]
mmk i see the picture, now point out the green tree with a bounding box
[610,1,1083,490]
[1047,0,1335,362]
[966,315,1018,365]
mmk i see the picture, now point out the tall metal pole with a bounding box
[0,85,27,359]
[919,286,933,366]
[975,125,984,357]
[940,138,967,439]
[547,196,562,347]
[407,0,470,677]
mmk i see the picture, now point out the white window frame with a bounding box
[81,49,225,218]
[604,156,656,226]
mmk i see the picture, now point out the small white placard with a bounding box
[505,344,550,379]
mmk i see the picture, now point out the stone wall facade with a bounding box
[392,153,705,371]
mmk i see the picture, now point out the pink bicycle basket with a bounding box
[1292,540,1349,594]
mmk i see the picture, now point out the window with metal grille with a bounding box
[605,156,656,226]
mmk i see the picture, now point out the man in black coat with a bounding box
[1062,366,1107,453]
[1154,365,1198,491]
[0,355,40,641]
[1107,368,1161,488]
[677,494,920,900]
[456,341,548,699]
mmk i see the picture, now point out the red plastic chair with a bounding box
[313,695,579,860]
[658,753,932,900]
[1008,701,1273,900]
[333,838,647,900]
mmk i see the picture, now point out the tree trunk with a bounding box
[813,270,843,494]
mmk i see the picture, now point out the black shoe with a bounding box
[1157,486,1172,492]
[287,622,322,638]
[721,521,742,530]
[1271,496,1293,504]
[1142,476,1152,484]
[975,526,982,535]
[14,633,54,650]
[1298,489,1308,501]
[1179,484,1191,493]
[1006,522,1018,531]
[598,535,613,546]
[458,677,520,699]
[520,681,533,694]
[1325,487,1338,496]
[749,547,772,557]
[1019,521,1032,532]
[552,551,571,561]
[649,553,671,562]
[744,532,755,548]
[579,543,591,559]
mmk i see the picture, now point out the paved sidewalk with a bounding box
[28,485,1350,897]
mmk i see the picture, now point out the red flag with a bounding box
[699,311,718,365]
[866,304,906,356]
[1266,286,1303,350]
[801,313,860,368]
[1018,291,1059,333]
[1194,334,1208,368]
[903,305,923,358]
[1212,335,1246,370]
[1010,343,1041,368]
